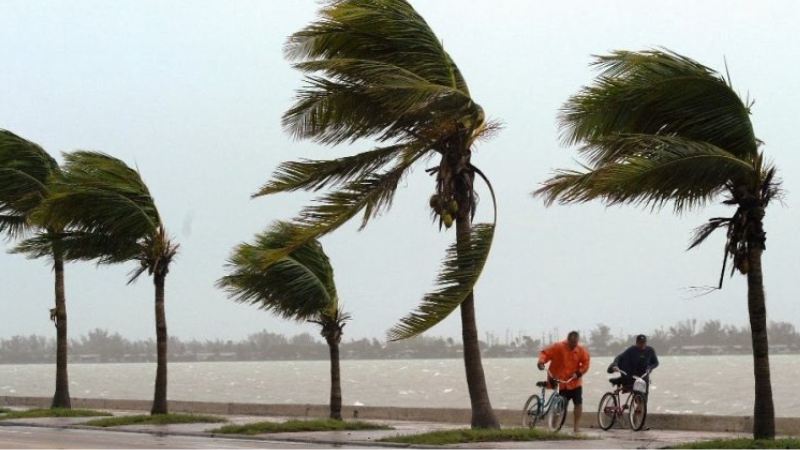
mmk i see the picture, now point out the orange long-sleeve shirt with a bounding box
[538,341,591,390]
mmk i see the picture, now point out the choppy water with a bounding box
[1,355,799,416]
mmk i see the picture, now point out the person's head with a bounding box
[567,331,580,349]
[635,334,647,349]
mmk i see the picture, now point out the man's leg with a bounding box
[572,387,583,433]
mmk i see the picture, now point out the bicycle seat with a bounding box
[536,381,548,388]
[609,377,625,385]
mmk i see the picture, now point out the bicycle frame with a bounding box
[524,369,576,430]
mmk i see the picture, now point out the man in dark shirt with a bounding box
[607,334,659,393]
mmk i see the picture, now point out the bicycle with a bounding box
[597,369,649,431]
[522,370,576,432]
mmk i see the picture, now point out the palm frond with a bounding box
[561,49,758,160]
[688,217,731,250]
[0,215,27,240]
[282,0,481,146]
[12,230,141,263]
[0,129,59,233]
[388,223,495,341]
[254,143,411,197]
[217,221,338,322]
[535,137,757,213]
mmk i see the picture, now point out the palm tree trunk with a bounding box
[51,252,71,409]
[456,213,499,429]
[151,273,168,415]
[326,337,342,420]
[746,246,775,439]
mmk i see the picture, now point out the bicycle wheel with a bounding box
[629,393,648,431]
[597,392,618,431]
[547,395,568,432]
[522,394,541,428]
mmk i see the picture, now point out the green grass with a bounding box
[670,438,800,449]
[83,413,227,427]
[0,408,10,414]
[0,408,112,420]
[210,419,392,435]
[379,428,592,445]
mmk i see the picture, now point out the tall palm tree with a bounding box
[218,221,351,420]
[0,129,72,409]
[255,0,500,428]
[534,49,780,439]
[21,151,178,415]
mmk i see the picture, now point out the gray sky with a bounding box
[1,0,798,344]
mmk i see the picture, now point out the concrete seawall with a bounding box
[2,396,797,435]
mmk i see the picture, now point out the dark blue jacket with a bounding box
[607,345,659,381]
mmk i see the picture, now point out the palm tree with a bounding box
[0,129,73,409]
[534,49,780,439]
[218,221,351,420]
[21,151,178,415]
[255,0,500,428]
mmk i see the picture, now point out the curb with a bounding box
[0,419,424,449]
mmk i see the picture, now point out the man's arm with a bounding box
[537,345,552,370]
[576,347,590,377]
[648,348,659,371]
[607,353,622,373]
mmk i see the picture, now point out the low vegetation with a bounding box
[210,419,391,435]
[0,408,111,420]
[379,428,591,445]
[83,413,226,427]
[670,438,800,449]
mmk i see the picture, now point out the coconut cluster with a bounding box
[429,194,458,229]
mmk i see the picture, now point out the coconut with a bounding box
[442,214,454,228]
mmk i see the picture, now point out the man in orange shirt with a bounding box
[537,331,591,433]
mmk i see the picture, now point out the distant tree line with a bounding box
[587,319,800,356]
[1,319,798,364]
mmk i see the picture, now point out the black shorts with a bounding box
[559,386,583,406]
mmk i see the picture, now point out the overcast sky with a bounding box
[1,1,798,345]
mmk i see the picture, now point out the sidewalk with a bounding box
[0,407,752,449]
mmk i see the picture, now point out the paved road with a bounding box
[0,425,355,449]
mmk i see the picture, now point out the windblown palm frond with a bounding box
[560,49,758,160]
[254,143,418,197]
[388,223,495,341]
[537,137,758,213]
[283,0,479,146]
[218,221,340,322]
[0,130,59,237]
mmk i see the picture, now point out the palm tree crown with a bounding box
[23,151,177,276]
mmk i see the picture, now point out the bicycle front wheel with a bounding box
[629,393,648,431]
[547,395,568,432]
[597,392,618,431]
[522,394,541,428]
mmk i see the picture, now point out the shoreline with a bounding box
[2,395,798,435]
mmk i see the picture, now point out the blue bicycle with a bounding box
[522,369,575,431]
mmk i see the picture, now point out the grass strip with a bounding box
[0,408,112,420]
[670,438,800,449]
[379,428,592,445]
[83,413,226,427]
[211,419,392,435]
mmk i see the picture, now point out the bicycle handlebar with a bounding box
[614,368,649,380]
[546,369,576,384]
